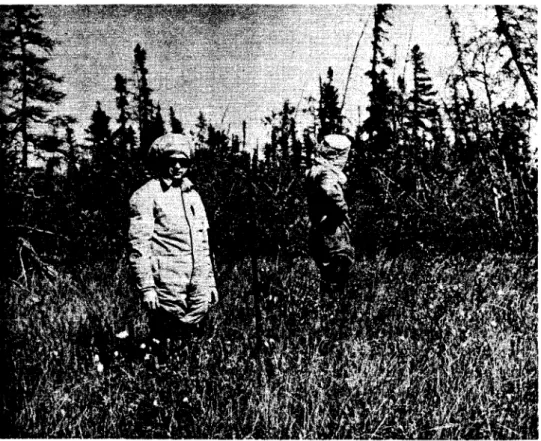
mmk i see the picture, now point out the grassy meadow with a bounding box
[1,251,537,439]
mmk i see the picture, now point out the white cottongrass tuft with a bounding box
[116,330,129,339]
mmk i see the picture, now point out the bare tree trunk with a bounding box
[342,17,369,111]
[480,55,499,145]
[495,6,537,108]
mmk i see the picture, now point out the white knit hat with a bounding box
[148,134,194,161]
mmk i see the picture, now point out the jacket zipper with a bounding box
[180,188,196,283]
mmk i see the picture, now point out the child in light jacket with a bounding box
[306,134,355,301]
[128,134,217,360]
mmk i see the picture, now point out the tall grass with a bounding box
[1,251,537,438]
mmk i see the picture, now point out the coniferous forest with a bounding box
[0,5,537,439]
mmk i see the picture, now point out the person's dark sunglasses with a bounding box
[167,157,191,167]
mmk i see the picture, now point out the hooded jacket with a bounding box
[128,135,216,324]
[305,135,355,271]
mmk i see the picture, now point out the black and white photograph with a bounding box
[0,3,537,438]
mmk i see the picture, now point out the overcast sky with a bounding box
[40,4,495,148]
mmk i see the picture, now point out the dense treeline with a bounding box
[0,5,537,280]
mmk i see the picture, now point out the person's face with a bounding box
[164,153,191,180]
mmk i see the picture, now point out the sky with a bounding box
[39,4,497,149]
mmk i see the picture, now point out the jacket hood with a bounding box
[314,134,351,171]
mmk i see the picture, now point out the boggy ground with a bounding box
[1,251,537,439]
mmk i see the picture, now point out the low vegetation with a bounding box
[2,252,536,438]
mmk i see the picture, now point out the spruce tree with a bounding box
[319,66,344,138]
[194,111,208,149]
[410,46,438,127]
[84,100,130,260]
[86,101,112,167]
[278,100,295,163]
[408,44,446,166]
[445,6,481,164]
[113,72,137,165]
[169,106,184,134]
[231,134,241,155]
[262,100,300,170]
[2,5,65,168]
[264,129,277,171]
[113,73,131,134]
[150,104,166,141]
[361,4,396,167]
[133,43,154,155]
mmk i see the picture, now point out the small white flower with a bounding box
[140,343,147,350]
[152,338,161,345]
[52,350,59,357]
[96,362,104,373]
[93,354,100,363]
[153,398,159,407]
[144,353,151,361]
[116,330,129,339]
[182,397,189,403]
[114,351,119,357]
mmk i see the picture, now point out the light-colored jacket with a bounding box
[305,134,354,270]
[128,176,216,324]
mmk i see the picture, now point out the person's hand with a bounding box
[142,288,159,310]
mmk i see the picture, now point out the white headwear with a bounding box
[148,134,194,162]
[315,134,351,170]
